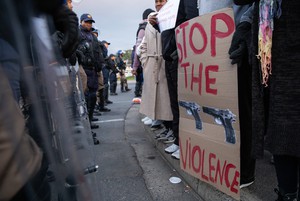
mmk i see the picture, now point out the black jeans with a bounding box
[102,67,110,101]
[165,60,179,146]
[238,55,256,183]
[163,120,173,130]
[274,155,300,194]
[85,90,97,123]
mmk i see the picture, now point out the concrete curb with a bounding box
[125,105,278,201]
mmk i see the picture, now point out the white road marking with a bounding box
[93,119,125,124]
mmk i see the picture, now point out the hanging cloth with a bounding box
[257,0,282,86]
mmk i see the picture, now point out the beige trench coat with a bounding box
[138,23,173,121]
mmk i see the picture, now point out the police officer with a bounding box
[91,28,111,112]
[100,40,113,104]
[116,50,131,92]
[107,54,119,95]
[78,13,100,129]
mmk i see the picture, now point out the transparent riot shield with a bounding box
[0,0,99,200]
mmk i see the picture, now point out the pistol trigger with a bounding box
[214,117,222,125]
[187,109,192,115]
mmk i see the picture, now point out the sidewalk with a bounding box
[126,105,278,201]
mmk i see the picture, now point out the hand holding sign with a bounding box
[156,0,180,32]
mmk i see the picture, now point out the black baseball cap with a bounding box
[102,40,110,45]
[80,13,95,23]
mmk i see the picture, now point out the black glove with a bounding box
[53,5,79,58]
[76,49,92,66]
[228,21,251,65]
[68,52,77,66]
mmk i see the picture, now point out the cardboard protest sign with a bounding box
[156,0,180,32]
[176,8,240,200]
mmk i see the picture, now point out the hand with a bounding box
[148,13,158,26]
[228,22,251,65]
[53,5,79,58]
[132,69,137,76]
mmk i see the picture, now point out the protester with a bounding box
[228,3,257,189]
[131,44,143,97]
[132,8,154,98]
[235,0,300,200]
[149,0,198,160]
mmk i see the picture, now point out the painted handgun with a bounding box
[179,101,202,130]
[202,106,236,144]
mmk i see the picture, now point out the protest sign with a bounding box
[176,8,240,200]
[156,0,180,32]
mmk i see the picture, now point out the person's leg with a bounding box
[273,155,299,200]
[238,54,256,187]
[109,73,114,94]
[163,121,173,130]
[78,65,87,93]
[102,68,111,103]
[165,60,179,146]
[96,72,105,107]
[124,78,131,91]
[120,76,125,92]
[86,91,98,127]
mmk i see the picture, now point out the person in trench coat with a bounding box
[137,11,173,122]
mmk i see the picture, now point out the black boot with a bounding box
[104,84,109,101]
[275,188,298,201]
[135,81,142,97]
[113,82,118,95]
[104,84,113,103]
[110,82,118,95]
[121,82,125,92]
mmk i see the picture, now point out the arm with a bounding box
[137,36,147,67]
[132,28,145,72]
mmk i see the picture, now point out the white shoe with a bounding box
[141,116,150,122]
[165,144,179,154]
[171,149,180,160]
[144,119,153,125]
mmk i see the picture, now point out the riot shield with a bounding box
[0,1,99,200]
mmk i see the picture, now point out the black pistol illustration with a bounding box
[202,106,236,144]
[179,100,202,130]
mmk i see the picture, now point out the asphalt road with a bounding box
[90,82,203,201]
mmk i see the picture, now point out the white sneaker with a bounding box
[165,144,179,154]
[144,119,153,125]
[171,149,180,160]
[141,116,150,122]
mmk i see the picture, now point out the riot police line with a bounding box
[0,0,100,200]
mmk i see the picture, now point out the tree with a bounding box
[122,49,133,66]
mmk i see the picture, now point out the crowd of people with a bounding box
[0,0,300,200]
[133,0,300,200]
